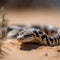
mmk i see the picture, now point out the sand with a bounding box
[0,9,60,60]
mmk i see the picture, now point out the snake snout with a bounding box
[17,38,20,40]
[17,36,24,40]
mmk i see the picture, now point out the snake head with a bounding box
[17,31,34,42]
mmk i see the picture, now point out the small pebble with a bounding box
[45,53,48,56]
[57,49,60,52]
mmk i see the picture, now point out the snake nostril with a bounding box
[17,36,24,40]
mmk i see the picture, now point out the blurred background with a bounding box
[0,0,60,8]
[0,0,60,27]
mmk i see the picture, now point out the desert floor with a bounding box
[0,9,60,60]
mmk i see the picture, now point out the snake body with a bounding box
[0,21,60,46]
[12,25,60,46]
[0,22,59,46]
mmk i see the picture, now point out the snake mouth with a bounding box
[17,36,33,42]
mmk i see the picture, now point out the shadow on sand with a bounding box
[20,42,41,51]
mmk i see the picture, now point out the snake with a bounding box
[5,24,60,46]
[16,25,60,46]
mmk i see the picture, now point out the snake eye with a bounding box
[24,34,30,38]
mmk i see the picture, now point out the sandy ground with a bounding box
[0,9,60,60]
